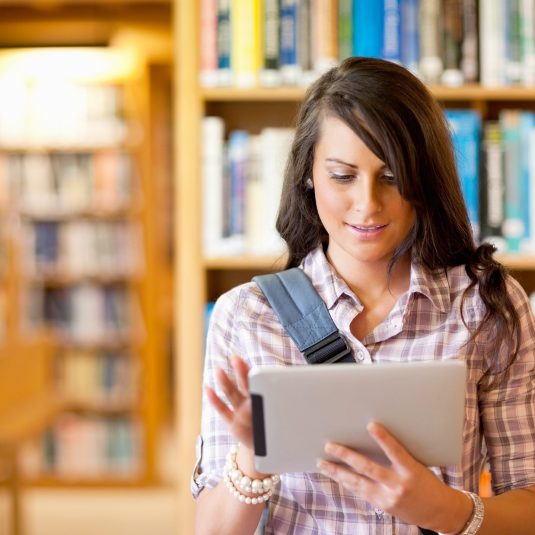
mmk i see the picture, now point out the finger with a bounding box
[317,459,375,497]
[215,367,245,408]
[205,386,234,425]
[367,422,417,470]
[325,442,392,484]
[230,355,250,395]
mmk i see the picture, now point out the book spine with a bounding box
[500,110,524,252]
[227,130,249,244]
[260,0,282,86]
[297,0,314,83]
[446,109,482,241]
[419,0,443,83]
[481,121,505,244]
[280,0,300,84]
[200,0,219,87]
[519,112,535,251]
[383,0,402,63]
[441,0,464,86]
[202,117,226,256]
[217,0,233,86]
[338,0,353,61]
[461,0,478,83]
[352,0,384,58]
[479,0,506,86]
[505,0,523,84]
[231,0,262,87]
[311,0,338,74]
[400,0,420,74]
[520,0,535,85]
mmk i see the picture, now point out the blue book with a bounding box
[383,0,401,62]
[500,110,524,252]
[519,112,535,249]
[217,0,232,85]
[445,109,482,241]
[280,0,299,83]
[352,0,384,58]
[227,130,249,237]
[400,0,420,73]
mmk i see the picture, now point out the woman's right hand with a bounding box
[205,355,254,450]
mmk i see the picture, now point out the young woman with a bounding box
[192,57,535,534]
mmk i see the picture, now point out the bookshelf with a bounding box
[0,42,172,487]
[175,2,535,533]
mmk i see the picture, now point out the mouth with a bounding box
[346,223,388,238]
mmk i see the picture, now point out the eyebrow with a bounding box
[325,158,358,169]
[325,157,389,171]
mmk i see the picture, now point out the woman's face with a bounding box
[312,115,416,269]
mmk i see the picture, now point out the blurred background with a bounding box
[2,0,535,534]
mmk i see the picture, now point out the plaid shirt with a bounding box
[192,247,535,534]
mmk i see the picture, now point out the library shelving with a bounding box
[0,42,173,488]
[175,4,535,533]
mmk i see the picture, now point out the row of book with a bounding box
[21,414,142,478]
[24,220,143,279]
[58,350,139,407]
[203,117,293,256]
[0,81,127,147]
[447,108,535,253]
[0,152,135,216]
[200,0,535,88]
[204,110,535,256]
[26,284,142,345]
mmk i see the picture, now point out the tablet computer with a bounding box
[249,360,466,473]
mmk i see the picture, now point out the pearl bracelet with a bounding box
[458,491,484,535]
[222,444,280,505]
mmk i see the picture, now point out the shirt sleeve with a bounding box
[191,287,243,499]
[478,277,535,494]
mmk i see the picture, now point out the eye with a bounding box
[330,173,355,183]
[382,173,397,185]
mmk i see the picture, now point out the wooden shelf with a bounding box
[204,254,287,270]
[202,84,535,103]
[496,254,535,270]
[28,273,141,286]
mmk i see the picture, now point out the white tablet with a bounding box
[249,360,466,473]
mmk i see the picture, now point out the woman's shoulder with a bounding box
[212,279,275,321]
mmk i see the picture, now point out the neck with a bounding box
[326,251,412,307]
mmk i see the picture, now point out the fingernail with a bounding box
[324,442,335,454]
[317,460,329,474]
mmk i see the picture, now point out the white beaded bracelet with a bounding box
[222,444,280,505]
[459,491,484,535]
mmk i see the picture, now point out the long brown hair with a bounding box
[276,57,519,362]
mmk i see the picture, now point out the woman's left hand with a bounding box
[317,422,470,533]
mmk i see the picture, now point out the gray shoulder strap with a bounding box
[253,268,353,364]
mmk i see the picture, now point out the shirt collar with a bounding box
[407,259,451,313]
[301,246,451,313]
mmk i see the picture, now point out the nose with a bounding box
[353,176,382,216]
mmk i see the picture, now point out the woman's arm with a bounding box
[196,357,275,535]
[319,423,535,534]
[195,442,266,535]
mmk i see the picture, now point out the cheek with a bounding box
[315,185,349,217]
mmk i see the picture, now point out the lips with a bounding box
[348,223,388,231]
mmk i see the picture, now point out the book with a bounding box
[383,0,402,64]
[200,0,219,87]
[217,0,233,86]
[400,0,420,74]
[461,0,478,83]
[500,110,524,251]
[479,0,506,86]
[353,0,384,58]
[419,0,443,83]
[260,0,282,86]
[338,0,353,61]
[231,0,262,87]
[280,0,301,84]
[505,0,523,84]
[441,0,464,86]
[445,109,482,241]
[480,121,505,248]
[311,0,338,74]
[520,0,535,85]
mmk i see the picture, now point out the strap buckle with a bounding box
[303,332,352,364]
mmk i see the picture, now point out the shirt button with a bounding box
[374,507,384,516]
[356,349,365,362]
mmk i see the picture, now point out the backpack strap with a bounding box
[253,268,353,364]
